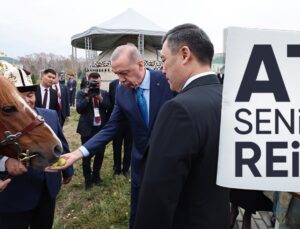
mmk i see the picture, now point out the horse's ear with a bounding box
[0,76,19,107]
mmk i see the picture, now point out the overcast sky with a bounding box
[0,0,299,59]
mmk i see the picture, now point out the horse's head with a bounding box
[0,76,61,169]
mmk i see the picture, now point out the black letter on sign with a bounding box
[234,108,252,134]
[266,142,288,177]
[236,45,290,102]
[287,45,300,57]
[236,142,262,177]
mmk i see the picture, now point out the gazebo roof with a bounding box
[71,8,166,50]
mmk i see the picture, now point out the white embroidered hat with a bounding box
[3,65,37,92]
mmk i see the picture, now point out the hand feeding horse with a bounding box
[0,76,61,169]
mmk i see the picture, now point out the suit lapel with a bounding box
[36,85,42,107]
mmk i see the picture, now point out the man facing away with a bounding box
[133,23,230,229]
[49,44,174,228]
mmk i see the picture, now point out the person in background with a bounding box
[35,68,59,113]
[0,67,73,229]
[52,73,70,127]
[76,72,111,190]
[273,191,300,229]
[67,73,77,107]
[80,71,90,89]
[109,79,132,177]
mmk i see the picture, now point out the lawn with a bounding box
[54,107,130,229]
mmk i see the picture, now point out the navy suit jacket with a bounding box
[67,79,77,91]
[84,70,174,186]
[0,108,74,212]
[59,83,70,119]
[80,76,89,89]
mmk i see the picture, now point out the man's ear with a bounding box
[180,46,191,65]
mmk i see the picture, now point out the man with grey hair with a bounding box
[134,23,229,229]
[50,44,174,228]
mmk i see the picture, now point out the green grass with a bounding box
[54,108,130,229]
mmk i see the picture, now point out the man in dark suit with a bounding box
[67,73,77,106]
[50,44,174,228]
[0,67,74,229]
[35,68,59,114]
[80,71,90,89]
[109,79,132,177]
[133,24,230,229]
[52,73,70,127]
[76,72,111,190]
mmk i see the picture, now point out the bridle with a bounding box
[0,115,45,165]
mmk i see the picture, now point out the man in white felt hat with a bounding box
[0,66,73,229]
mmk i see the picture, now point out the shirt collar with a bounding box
[139,69,150,90]
[182,71,216,90]
[40,84,48,91]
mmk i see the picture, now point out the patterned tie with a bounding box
[136,87,148,126]
[42,88,48,108]
[54,84,62,111]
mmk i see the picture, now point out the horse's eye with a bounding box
[2,106,18,114]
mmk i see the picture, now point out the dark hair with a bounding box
[43,68,56,75]
[162,23,214,66]
[88,72,101,79]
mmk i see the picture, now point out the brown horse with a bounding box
[0,76,61,169]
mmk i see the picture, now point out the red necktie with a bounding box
[54,84,62,111]
[42,88,48,108]
[93,98,101,123]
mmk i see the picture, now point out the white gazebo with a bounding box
[71,8,166,89]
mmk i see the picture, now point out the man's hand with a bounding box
[0,179,11,192]
[5,158,27,176]
[46,149,83,171]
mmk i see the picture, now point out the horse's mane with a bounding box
[0,76,20,108]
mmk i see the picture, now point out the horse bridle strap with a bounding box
[0,115,45,157]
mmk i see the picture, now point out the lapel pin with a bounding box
[156,83,160,86]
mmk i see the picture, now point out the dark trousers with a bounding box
[0,182,55,229]
[113,122,132,173]
[69,90,76,106]
[129,182,139,229]
[81,127,105,182]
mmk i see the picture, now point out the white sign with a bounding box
[217,27,300,192]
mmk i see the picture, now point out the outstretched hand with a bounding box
[45,149,83,172]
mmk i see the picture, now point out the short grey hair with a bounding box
[110,44,142,64]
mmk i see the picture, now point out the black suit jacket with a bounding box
[35,85,59,112]
[76,89,111,137]
[80,76,89,89]
[134,74,229,229]
[59,83,70,119]
[108,79,119,114]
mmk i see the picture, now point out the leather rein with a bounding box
[0,115,45,165]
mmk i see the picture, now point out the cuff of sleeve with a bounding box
[79,146,90,157]
[0,156,9,171]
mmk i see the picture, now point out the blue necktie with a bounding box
[136,87,148,126]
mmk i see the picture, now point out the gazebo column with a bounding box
[138,34,144,57]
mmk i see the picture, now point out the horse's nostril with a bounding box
[54,145,62,156]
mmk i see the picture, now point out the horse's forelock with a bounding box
[0,76,21,108]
